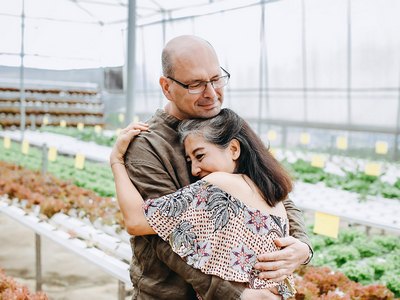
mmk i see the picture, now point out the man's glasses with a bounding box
[167,67,230,94]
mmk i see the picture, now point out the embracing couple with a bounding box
[110,35,313,300]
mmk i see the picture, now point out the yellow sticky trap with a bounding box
[269,147,276,157]
[60,120,67,127]
[311,155,325,168]
[75,153,85,170]
[365,162,381,177]
[375,141,388,155]
[42,116,49,126]
[300,133,310,145]
[313,212,340,239]
[118,113,125,123]
[336,136,348,150]
[77,122,84,131]
[48,147,57,162]
[115,128,121,136]
[94,125,102,134]
[267,130,277,141]
[133,115,140,123]
[4,136,11,149]
[21,139,30,155]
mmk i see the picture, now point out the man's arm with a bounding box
[283,197,311,247]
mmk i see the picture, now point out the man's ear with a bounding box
[159,76,173,100]
[229,139,241,161]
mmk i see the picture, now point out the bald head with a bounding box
[162,35,218,77]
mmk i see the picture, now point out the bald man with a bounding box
[124,35,312,300]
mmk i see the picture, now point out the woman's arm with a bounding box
[110,122,155,236]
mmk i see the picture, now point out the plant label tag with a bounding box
[364,163,381,176]
[3,136,11,149]
[375,141,388,155]
[311,155,325,168]
[269,147,276,157]
[60,120,67,127]
[21,139,30,155]
[48,147,58,162]
[133,115,140,123]
[42,116,49,125]
[94,125,102,134]
[313,212,340,238]
[75,153,85,169]
[77,122,84,131]
[300,133,310,145]
[267,130,277,141]
[118,113,125,123]
[336,136,348,150]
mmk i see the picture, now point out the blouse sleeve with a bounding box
[143,180,207,256]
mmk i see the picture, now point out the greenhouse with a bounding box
[0,0,399,299]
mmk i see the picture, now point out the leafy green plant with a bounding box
[0,161,124,228]
[309,228,400,296]
[341,261,375,284]
[287,158,400,200]
[381,272,400,297]
[0,141,115,197]
[40,125,116,147]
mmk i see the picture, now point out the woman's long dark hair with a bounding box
[178,108,293,207]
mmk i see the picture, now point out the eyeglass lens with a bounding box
[188,76,229,94]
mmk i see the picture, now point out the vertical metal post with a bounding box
[365,226,371,236]
[125,0,137,126]
[301,0,308,123]
[35,144,48,292]
[19,0,26,140]
[35,233,42,291]
[41,144,48,175]
[394,68,400,161]
[159,13,167,108]
[118,281,125,300]
[141,28,148,112]
[258,1,268,135]
[346,0,352,125]
[282,126,288,148]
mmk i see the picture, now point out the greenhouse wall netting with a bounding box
[0,0,399,299]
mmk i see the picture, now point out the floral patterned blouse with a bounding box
[143,180,296,297]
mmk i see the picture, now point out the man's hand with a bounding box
[254,236,309,282]
[240,287,281,300]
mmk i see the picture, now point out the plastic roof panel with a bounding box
[25,0,99,23]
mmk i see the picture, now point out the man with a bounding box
[124,35,312,299]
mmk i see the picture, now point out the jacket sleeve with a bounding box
[282,197,313,252]
[125,139,246,299]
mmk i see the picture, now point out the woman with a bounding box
[110,108,296,299]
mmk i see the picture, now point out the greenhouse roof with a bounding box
[0,0,263,69]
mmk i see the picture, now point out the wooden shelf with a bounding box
[0,85,104,127]
[0,86,98,96]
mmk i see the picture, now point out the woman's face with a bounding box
[184,133,237,179]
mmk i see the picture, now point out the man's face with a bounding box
[163,48,225,120]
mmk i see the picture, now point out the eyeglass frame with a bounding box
[167,67,231,94]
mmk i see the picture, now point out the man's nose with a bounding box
[203,82,218,98]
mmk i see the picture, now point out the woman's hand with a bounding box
[109,122,149,166]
